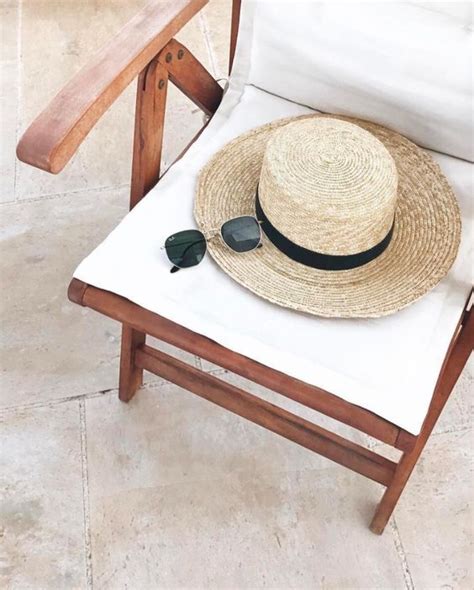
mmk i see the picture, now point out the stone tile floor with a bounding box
[0,1,472,588]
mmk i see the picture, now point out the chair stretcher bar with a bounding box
[69,278,415,451]
[136,344,397,486]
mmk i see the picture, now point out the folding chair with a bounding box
[17,0,473,534]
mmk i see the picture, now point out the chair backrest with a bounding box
[235,0,473,161]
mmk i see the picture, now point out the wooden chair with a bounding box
[16,0,473,534]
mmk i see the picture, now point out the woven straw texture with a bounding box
[259,117,398,254]
[195,115,461,318]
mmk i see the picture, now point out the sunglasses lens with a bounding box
[221,216,261,253]
[165,230,206,269]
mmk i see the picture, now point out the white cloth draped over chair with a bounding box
[74,0,473,435]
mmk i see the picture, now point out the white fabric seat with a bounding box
[75,85,472,435]
[75,2,473,435]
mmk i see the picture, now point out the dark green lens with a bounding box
[165,230,206,269]
[221,216,261,253]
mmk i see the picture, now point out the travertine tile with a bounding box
[435,355,473,434]
[200,354,226,373]
[16,0,212,200]
[0,402,86,589]
[0,60,18,203]
[85,378,367,499]
[0,182,205,408]
[0,187,129,407]
[89,470,409,589]
[147,335,199,370]
[86,383,406,589]
[202,0,233,80]
[161,84,208,171]
[0,0,18,62]
[394,429,473,589]
[1,0,19,204]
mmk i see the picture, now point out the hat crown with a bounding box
[258,117,398,255]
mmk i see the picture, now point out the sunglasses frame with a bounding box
[164,215,263,272]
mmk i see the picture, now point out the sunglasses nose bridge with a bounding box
[204,228,220,241]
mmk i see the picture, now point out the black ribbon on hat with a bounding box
[255,187,395,271]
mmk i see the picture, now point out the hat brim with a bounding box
[194,115,461,318]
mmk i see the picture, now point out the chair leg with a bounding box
[371,306,473,534]
[117,57,166,403]
[119,325,146,402]
[370,443,425,534]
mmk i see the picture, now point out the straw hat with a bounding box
[195,115,461,318]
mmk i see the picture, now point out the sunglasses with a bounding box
[163,215,263,273]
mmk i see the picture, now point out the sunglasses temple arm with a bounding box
[170,265,181,274]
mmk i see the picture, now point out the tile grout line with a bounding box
[431,423,473,437]
[0,369,230,415]
[13,0,23,202]
[95,459,354,502]
[79,399,94,590]
[390,517,415,590]
[0,385,470,444]
[3,182,130,206]
[0,388,117,416]
[368,423,471,454]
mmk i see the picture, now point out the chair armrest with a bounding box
[16,0,208,174]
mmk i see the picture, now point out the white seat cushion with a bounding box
[75,84,473,435]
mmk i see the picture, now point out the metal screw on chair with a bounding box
[158,79,165,90]
[177,49,185,60]
[165,52,172,63]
